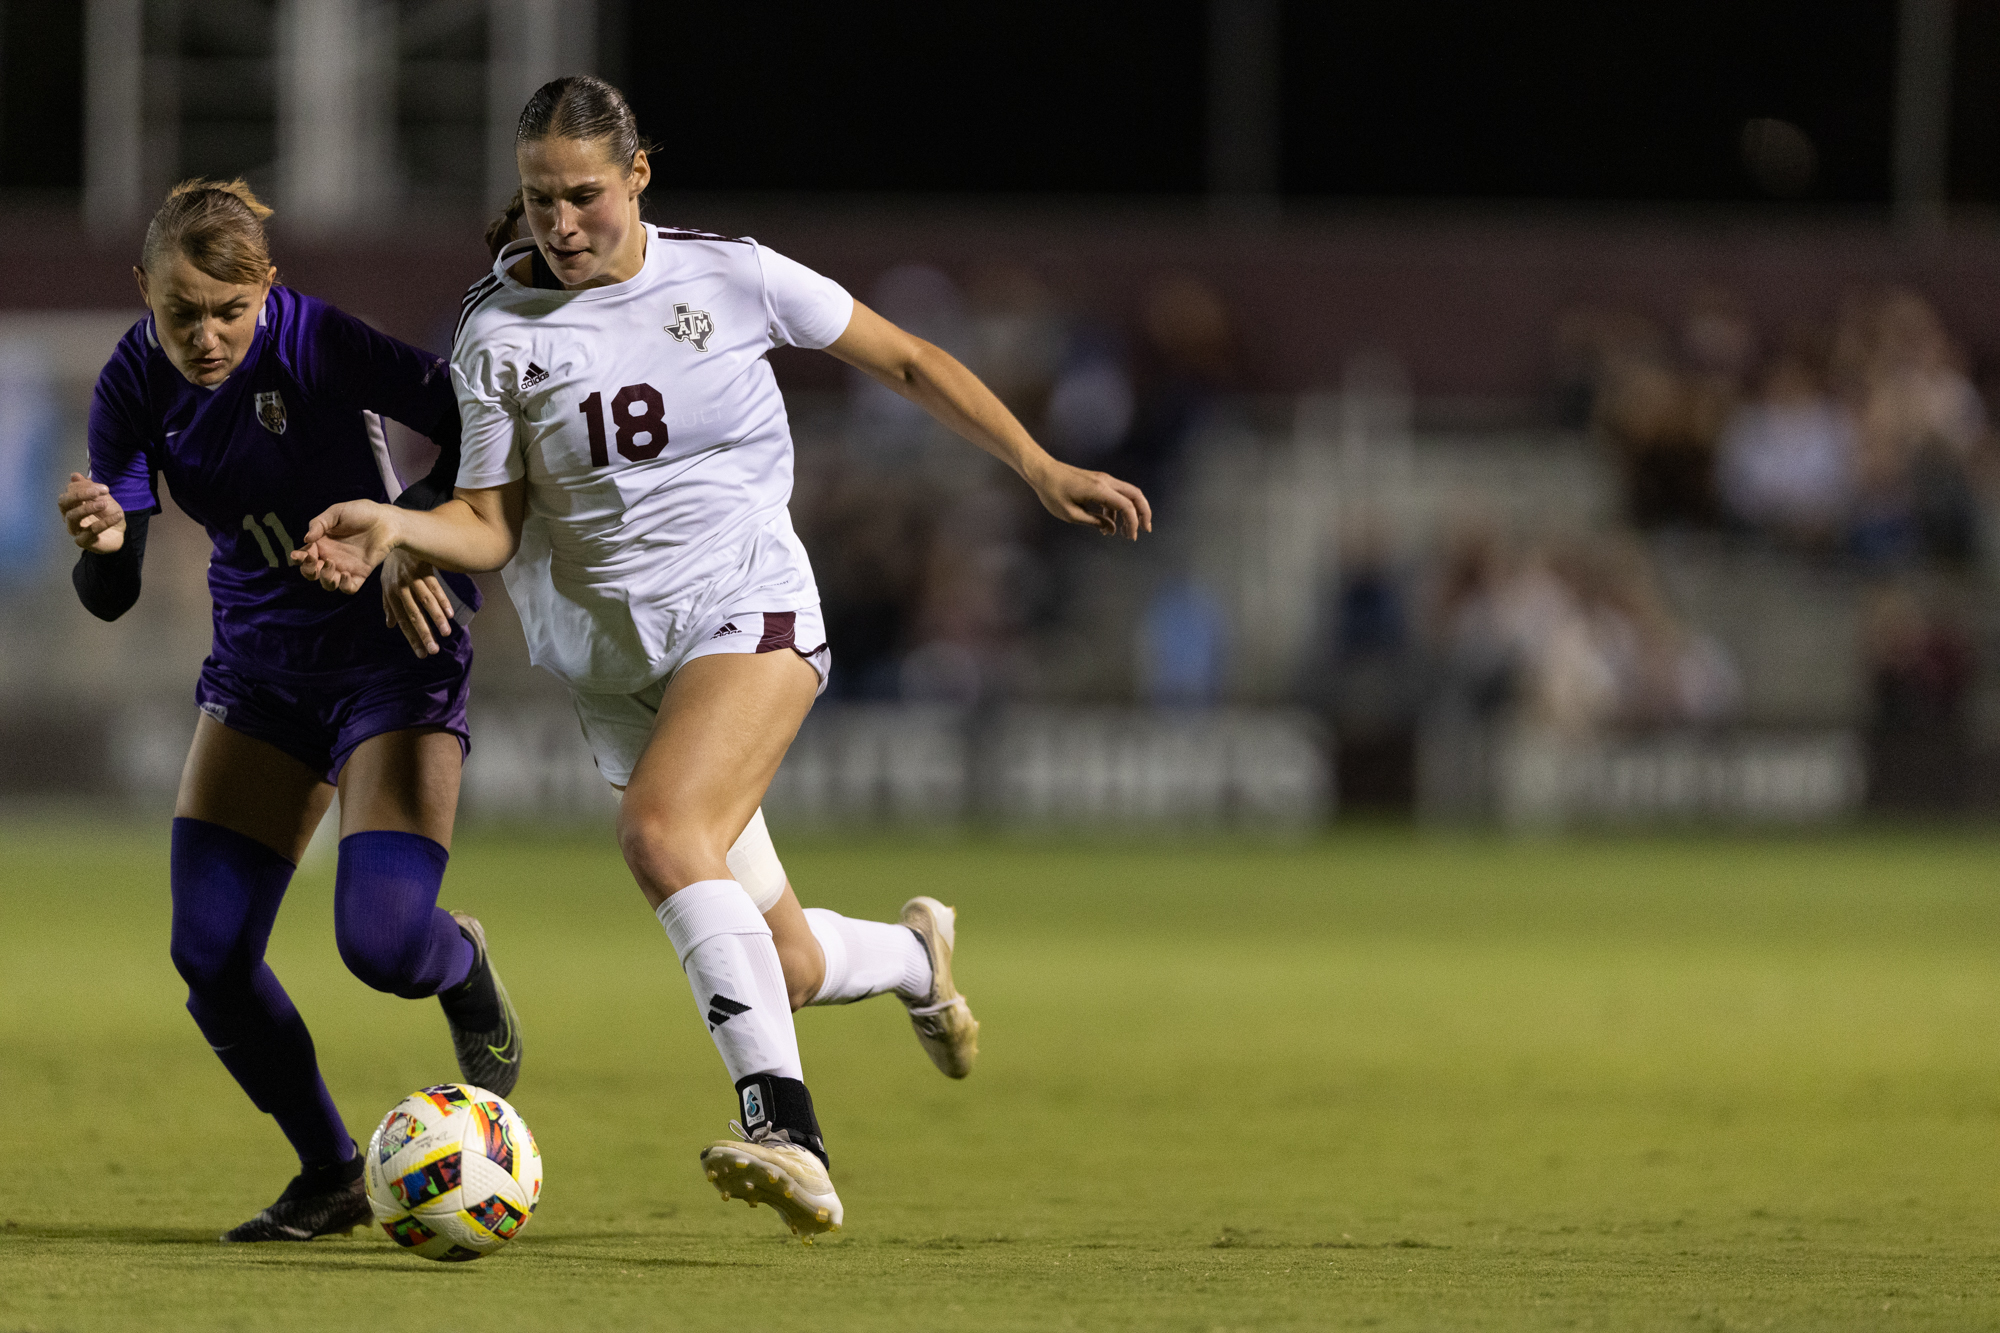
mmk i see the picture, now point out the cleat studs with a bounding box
[784,1189,794,1199]
[816,1209,829,1222]
[767,1171,781,1183]
[706,1171,718,1180]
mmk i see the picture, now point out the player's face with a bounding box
[517,136,652,289]
[134,254,274,388]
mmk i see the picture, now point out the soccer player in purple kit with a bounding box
[54,179,523,1243]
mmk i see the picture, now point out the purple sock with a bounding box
[169,817,353,1169]
[334,831,473,998]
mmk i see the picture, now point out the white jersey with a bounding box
[453,227,854,693]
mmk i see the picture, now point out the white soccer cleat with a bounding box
[700,1135,843,1244]
[900,896,979,1079]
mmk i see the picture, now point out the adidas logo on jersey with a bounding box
[710,622,742,639]
[520,362,549,389]
[666,303,715,352]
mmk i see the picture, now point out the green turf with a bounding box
[4,820,2000,1330]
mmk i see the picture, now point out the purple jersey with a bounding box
[88,287,480,682]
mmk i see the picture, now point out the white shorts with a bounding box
[570,604,830,786]
[570,605,827,913]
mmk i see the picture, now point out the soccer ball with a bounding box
[363,1084,543,1262]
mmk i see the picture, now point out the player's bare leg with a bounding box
[762,887,826,1009]
[619,650,842,1241]
[176,714,332,861]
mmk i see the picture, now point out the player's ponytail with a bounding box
[485,189,526,259]
[515,74,652,178]
[142,177,276,286]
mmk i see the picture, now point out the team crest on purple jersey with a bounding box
[254,390,288,435]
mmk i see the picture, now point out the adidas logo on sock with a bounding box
[707,994,750,1029]
[521,361,549,388]
[710,622,742,639]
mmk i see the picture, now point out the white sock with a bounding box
[655,880,803,1083]
[803,908,933,1005]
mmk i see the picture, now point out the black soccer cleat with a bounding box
[220,1151,368,1242]
[441,911,522,1097]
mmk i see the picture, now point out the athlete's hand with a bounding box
[57,473,127,553]
[292,499,396,594]
[1023,459,1152,540]
[381,548,455,657]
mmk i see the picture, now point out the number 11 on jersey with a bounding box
[579,384,669,467]
[241,512,295,568]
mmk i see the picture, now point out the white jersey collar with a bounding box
[492,232,656,300]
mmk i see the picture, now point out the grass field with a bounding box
[5,819,2000,1330]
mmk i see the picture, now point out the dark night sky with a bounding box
[1282,0,1901,202]
[622,2,1211,194]
[628,0,1912,202]
[625,0,1937,204]
[11,1,1999,204]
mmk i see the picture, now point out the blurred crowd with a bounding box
[1561,286,1992,566]
[1299,526,1744,807]
[793,263,1241,708]
[1554,285,1994,805]
[787,263,1996,811]
[797,263,1769,730]
[1421,528,1739,733]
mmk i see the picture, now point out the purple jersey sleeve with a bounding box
[284,297,459,443]
[86,324,161,515]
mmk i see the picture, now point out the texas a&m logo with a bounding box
[665,302,715,352]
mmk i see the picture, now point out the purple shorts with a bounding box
[194,651,472,784]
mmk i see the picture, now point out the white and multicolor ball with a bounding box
[363,1084,542,1262]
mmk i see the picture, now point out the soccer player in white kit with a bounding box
[294,75,1151,1242]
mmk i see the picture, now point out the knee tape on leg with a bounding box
[725,808,787,913]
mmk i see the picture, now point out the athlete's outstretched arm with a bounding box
[292,480,525,597]
[826,301,1152,540]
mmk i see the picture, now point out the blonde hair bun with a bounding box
[143,177,276,283]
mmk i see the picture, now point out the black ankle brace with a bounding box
[735,1073,828,1168]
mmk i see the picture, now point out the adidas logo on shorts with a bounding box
[710,622,742,639]
[520,361,549,389]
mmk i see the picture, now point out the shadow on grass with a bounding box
[0,1223,772,1272]
[214,1251,754,1273]
[0,1224,220,1245]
